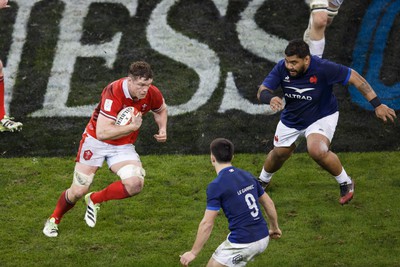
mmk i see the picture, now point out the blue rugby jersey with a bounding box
[206,166,269,244]
[262,56,351,130]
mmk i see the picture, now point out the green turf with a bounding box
[0,152,399,266]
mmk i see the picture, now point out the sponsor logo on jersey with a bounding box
[285,86,315,94]
[284,86,314,100]
[284,93,313,100]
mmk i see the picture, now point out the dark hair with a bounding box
[284,39,310,59]
[210,138,234,163]
[129,61,153,80]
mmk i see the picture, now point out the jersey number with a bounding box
[245,193,259,217]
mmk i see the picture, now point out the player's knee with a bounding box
[117,164,146,195]
[73,170,94,187]
[117,164,146,180]
[307,142,329,161]
[68,185,90,200]
[122,177,144,196]
[271,148,293,163]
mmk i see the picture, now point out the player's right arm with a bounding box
[257,84,284,111]
[96,112,141,141]
[257,63,284,111]
[259,192,282,239]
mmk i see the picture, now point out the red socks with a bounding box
[0,76,5,120]
[50,190,75,224]
[90,180,130,204]
[49,182,130,223]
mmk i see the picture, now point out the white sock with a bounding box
[259,168,273,183]
[308,38,325,58]
[334,168,352,184]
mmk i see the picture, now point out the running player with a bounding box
[257,39,396,205]
[43,61,168,237]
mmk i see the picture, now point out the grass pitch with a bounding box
[0,152,399,266]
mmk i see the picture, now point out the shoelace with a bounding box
[93,204,100,211]
[48,221,58,231]
[340,183,349,196]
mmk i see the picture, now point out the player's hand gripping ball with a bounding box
[115,106,140,125]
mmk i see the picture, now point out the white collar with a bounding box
[122,78,132,99]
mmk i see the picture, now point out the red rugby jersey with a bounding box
[85,77,164,145]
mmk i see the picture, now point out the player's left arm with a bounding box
[348,69,397,123]
[179,209,218,266]
[259,193,282,239]
[152,100,168,142]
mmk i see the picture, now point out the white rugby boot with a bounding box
[84,192,100,227]
[0,115,23,132]
[43,218,59,237]
[339,179,355,205]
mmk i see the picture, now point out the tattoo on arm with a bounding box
[358,81,373,96]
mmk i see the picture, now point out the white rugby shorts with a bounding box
[212,236,269,267]
[273,111,339,147]
[76,133,141,168]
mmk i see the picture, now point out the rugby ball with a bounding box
[115,106,139,125]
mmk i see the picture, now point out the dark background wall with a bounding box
[0,0,398,157]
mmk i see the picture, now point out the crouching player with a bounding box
[180,138,282,266]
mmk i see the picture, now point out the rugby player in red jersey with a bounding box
[43,61,168,237]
